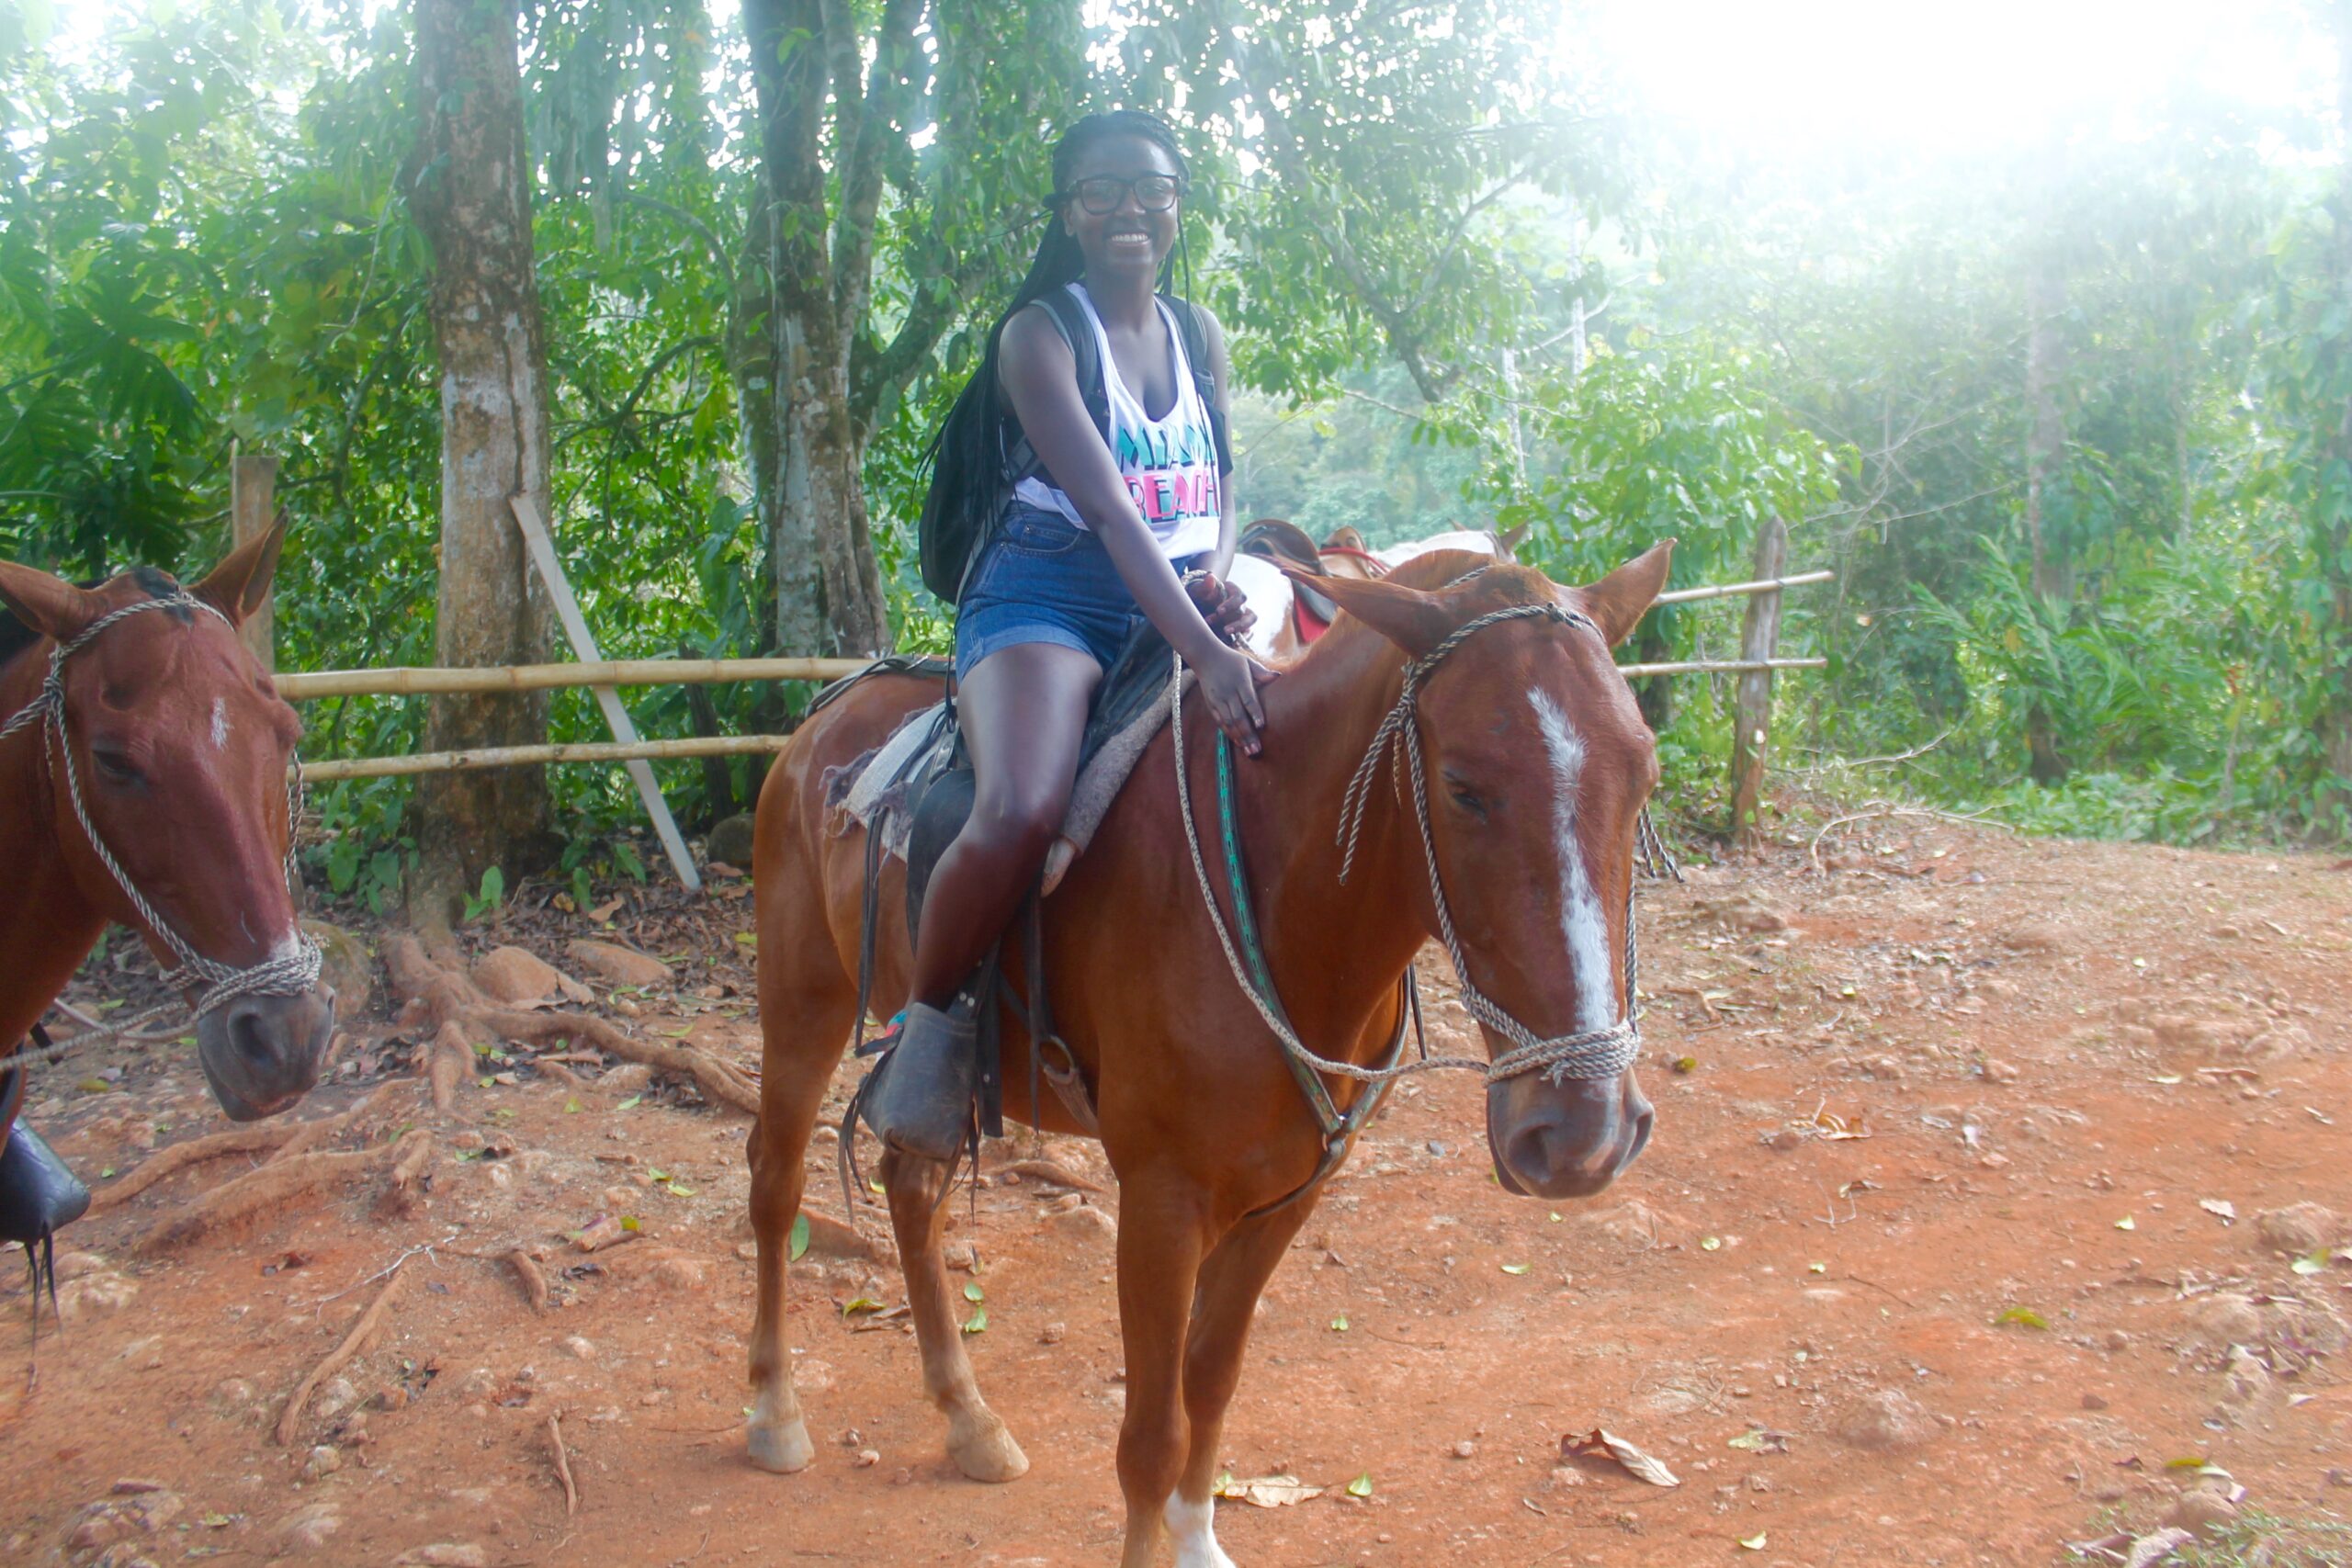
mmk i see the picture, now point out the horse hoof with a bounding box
[948,1416,1029,1483]
[747,1416,815,1474]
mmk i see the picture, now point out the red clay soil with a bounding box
[1,823,2347,1567]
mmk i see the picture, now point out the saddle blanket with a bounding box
[825,650,1192,895]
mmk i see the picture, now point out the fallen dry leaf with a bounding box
[1562,1428,1680,1488]
[1218,1474,1323,1508]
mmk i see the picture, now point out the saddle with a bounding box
[817,624,1185,1179]
[1238,519,1340,647]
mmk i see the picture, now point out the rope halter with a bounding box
[1333,600,1643,1084]
[1173,591,1655,1103]
[0,591,322,1020]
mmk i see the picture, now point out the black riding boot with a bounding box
[862,999,978,1165]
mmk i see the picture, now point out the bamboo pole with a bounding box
[275,577,1834,704]
[291,662,1819,780]
[277,654,871,701]
[1617,656,1822,678]
[1652,569,1833,606]
[298,733,790,782]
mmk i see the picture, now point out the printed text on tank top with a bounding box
[1012,282,1224,563]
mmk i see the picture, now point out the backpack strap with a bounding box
[1163,297,1234,477]
[1006,286,1232,481]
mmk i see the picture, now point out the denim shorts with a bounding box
[954,503,1199,682]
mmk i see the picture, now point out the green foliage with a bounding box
[3,0,2347,874]
[461,864,505,923]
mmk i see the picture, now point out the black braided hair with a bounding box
[920,111,1193,569]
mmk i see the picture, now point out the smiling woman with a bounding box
[1585,0,2328,152]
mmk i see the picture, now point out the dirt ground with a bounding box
[2,818,2348,1567]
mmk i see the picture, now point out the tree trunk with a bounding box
[742,0,891,664]
[1728,517,1788,844]
[411,0,555,923]
[2324,1,2352,814]
[2023,244,2070,784]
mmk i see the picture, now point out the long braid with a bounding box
[920,111,1194,592]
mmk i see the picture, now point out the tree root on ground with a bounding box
[138,1129,427,1253]
[505,1247,548,1313]
[383,933,759,1115]
[275,1263,407,1446]
[92,1083,407,1214]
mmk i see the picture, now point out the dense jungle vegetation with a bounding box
[2,0,2348,914]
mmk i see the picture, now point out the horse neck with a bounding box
[0,643,108,1048]
[1242,626,1431,1056]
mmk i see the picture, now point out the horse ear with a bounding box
[1494,520,1532,561]
[0,558,104,645]
[193,508,289,627]
[1288,564,1456,659]
[1576,539,1676,649]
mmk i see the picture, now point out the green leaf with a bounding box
[1500,1262,1531,1275]
[649,1168,671,1182]
[1330,1314,1350,1332]
[1739,1532,1767,1551]
[616,1094,642,1111]
[963,1281,984,1303]
[563,1098,583,1114]
[1994,1306,2049,1330]
[618,1215,639,1232]
[962,1304,989,1334]
[789,1213,810,1261]
[842,1296,883,1316]
[666,1182,696,1197]
[1345,1473,1373,1498]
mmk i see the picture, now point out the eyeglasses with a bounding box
[1062,174,1187,215]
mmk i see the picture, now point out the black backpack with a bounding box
[918,288,1232,606]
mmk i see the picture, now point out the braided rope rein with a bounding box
[0,592,322,1026]
[1173,595,1651,1096]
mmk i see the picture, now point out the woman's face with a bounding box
[1060,134,1182,285]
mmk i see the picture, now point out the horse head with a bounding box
[1314,543,1673,1198]
[0,516,334,1120]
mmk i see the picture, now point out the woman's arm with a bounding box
[998,303,1272,751]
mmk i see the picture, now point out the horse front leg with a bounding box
[1114,1178,1212,1568]
[743,976,854,1474]
[880,1147,1030,1481]
[1161,1199,1318,1568]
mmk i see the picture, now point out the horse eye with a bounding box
[1447,784,1487,818]
[91,748,143,786]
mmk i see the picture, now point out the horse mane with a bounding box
[0,565,186,671]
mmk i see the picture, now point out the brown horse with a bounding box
[745,545,1669,1566]
[0,517,334,1138]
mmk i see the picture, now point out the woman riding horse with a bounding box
[866,110,1272,1160]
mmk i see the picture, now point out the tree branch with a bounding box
[831,0,927,341]
[1210,6,1456,402]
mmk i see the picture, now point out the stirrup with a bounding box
[861,1000,977,1166]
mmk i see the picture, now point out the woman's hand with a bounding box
[1185,570,1257,645]
[1196,643,1278,758]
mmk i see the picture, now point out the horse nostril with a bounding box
[229,1004,281,1074]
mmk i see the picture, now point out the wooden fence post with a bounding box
[230,448,278,672]
[1728,516,1789,842]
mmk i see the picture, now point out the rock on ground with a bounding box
[566,939,673,989]
[471,945,571,1005]
[277,1503,342,1554]
[706,812,756,868]
[1834,1389,1939,1451]
[1041,1203,1117,1246]
[301,919,376,1016]
[2256,1201,2343,1256]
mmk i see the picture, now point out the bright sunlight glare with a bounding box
[1582,0,2334,155]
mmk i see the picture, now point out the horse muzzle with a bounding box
[196,984,335,1121]
[1485,1070,1653,1200]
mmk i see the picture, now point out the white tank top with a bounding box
[1012,282,1224,562]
